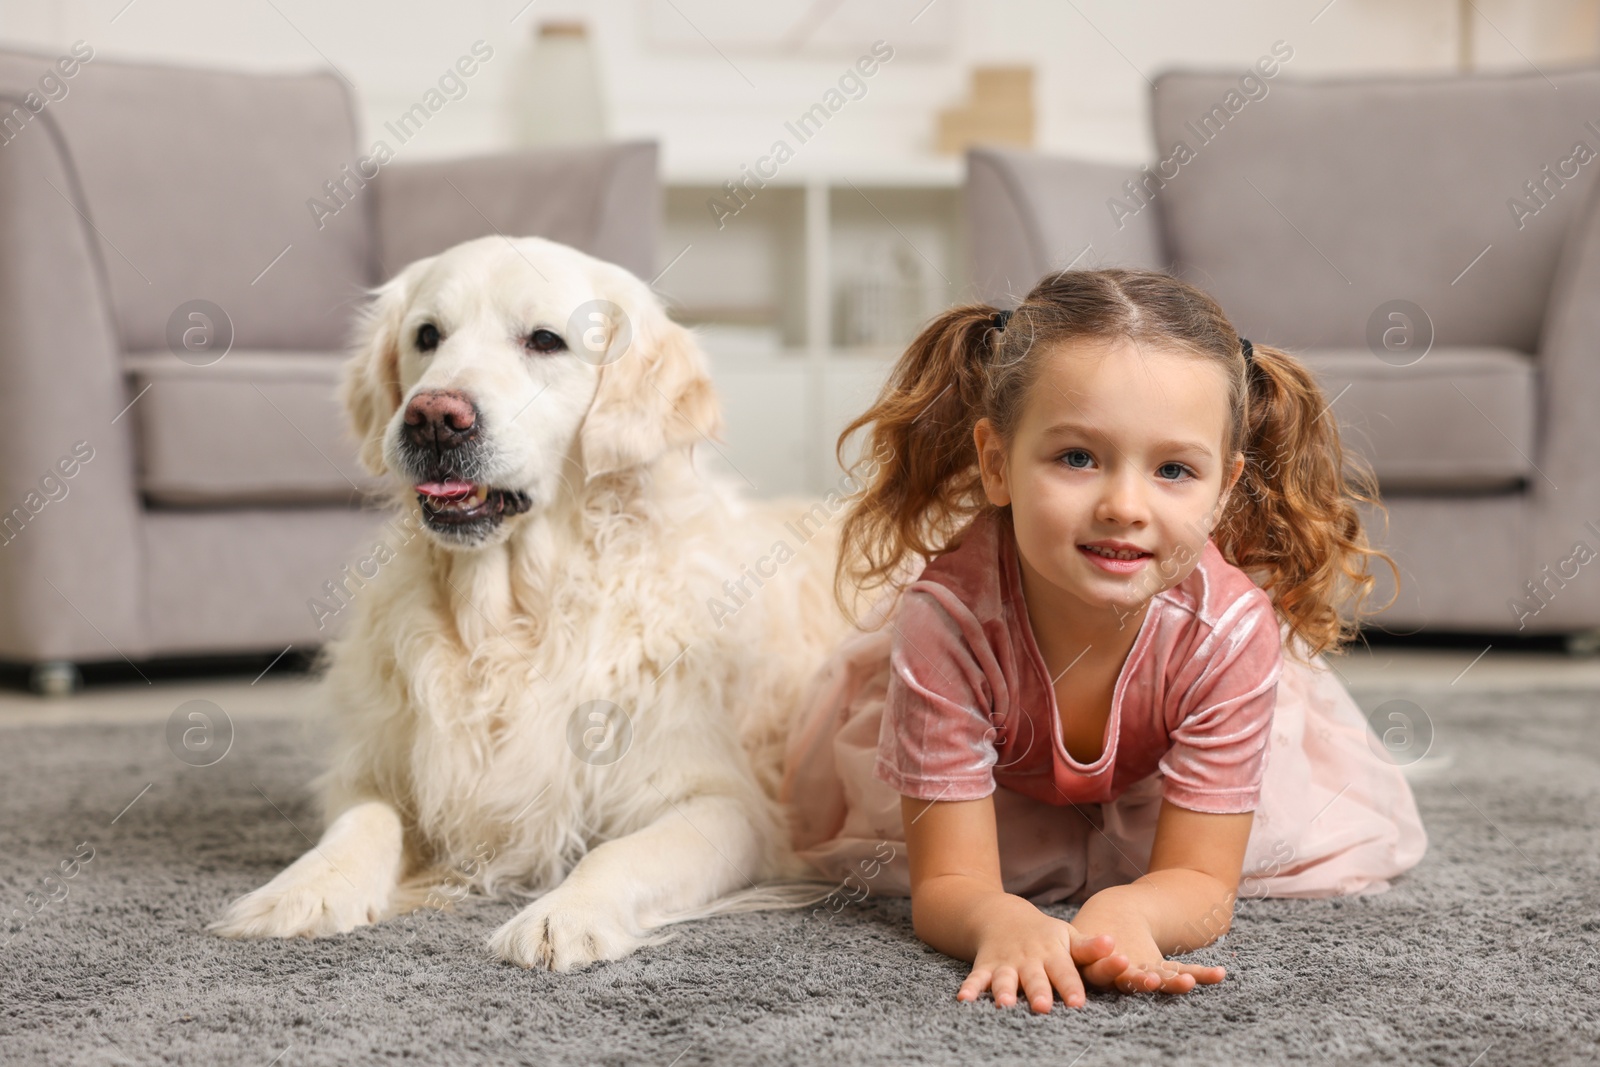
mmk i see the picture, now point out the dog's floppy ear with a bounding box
[341,256,436,476]
[578,282,724,482]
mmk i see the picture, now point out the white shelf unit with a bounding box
[656,159,967,498]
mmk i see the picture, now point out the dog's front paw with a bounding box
[208,851,392,940]
[488,889,647,971]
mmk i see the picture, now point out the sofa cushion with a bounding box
[1149,66,1600,353]
[1299,346,1536,493]
[0,48,371,353]
[125,352,385,506]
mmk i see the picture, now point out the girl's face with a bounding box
[974,336,1245,620]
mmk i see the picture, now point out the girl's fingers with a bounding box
[1136,962,1224,994]
[1080,953,1132,988]
[1082,955,1224,996]
[1151,968,1197,995]
[1175,961,1227,984]
[956,966,994,1003]
[956,947,1219,1009]
[1114,966,1165,994]
[991,966,1020,1008]
[1067,931,1118,965]
[1019,965,1056,1014]
[1043,955,1087,1010]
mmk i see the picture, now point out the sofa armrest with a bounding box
[965,146,1168,306]
[1526,174,1600,629]
[0,100,145,663]
[372,140,660,282]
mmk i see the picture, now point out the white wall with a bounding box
[2,0,1596,172]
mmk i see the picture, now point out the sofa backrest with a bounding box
[372,143,660,282]
[1150,63,1600,352]
[0,46,371,353]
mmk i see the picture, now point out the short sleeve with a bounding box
[1158,589,1284,814]
[872,587,1000,801]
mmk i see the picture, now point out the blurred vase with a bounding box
[510,20,607,147]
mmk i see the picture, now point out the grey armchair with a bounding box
[0,46,658,689]
[967,62,1600,645]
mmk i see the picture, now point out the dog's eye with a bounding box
[415,323,440,353]
[524,329,567,355]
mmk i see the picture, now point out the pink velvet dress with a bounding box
[780,508,1427,906]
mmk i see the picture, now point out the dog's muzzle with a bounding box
[397,389,534,543]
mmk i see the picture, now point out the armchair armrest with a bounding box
[966,146,1167,307]
[372,140,659,281]
[0,100,145,663]
[1526,174,1600,631]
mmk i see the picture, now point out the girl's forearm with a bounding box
[1072,868,1237,956]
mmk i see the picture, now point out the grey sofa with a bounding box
[967,62,1600,645]
[0,47,658,689]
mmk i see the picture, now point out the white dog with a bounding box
[209,235,868,970]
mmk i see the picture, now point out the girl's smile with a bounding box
[1078,541,1154,573]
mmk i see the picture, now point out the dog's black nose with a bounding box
[403,389,478,450]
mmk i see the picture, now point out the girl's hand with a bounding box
[1073,908,1227,996]
[955,894,1127,1013]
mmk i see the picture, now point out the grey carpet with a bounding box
[2,686,1597,1066]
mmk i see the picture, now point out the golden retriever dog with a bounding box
[208,235,864,970]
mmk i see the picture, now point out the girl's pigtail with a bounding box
[1218,342,1401,662]
[832,304,1004,624]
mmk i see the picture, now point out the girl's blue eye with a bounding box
[1158,462,1194,481]
[1059,449,1093,469]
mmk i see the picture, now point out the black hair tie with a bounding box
[991,308,1013,332]
[1240,337,1254,363]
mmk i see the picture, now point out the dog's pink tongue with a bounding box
[415,480,475,499]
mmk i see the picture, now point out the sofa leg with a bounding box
[29,661,82,696]
[1563,629,1600,657]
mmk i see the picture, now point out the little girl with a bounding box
[780,268,1427,1013]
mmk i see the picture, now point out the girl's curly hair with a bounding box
[831,267,1399,664]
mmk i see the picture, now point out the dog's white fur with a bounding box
[208,236,864,969]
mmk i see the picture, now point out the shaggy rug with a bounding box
[1,685,1596,1066]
